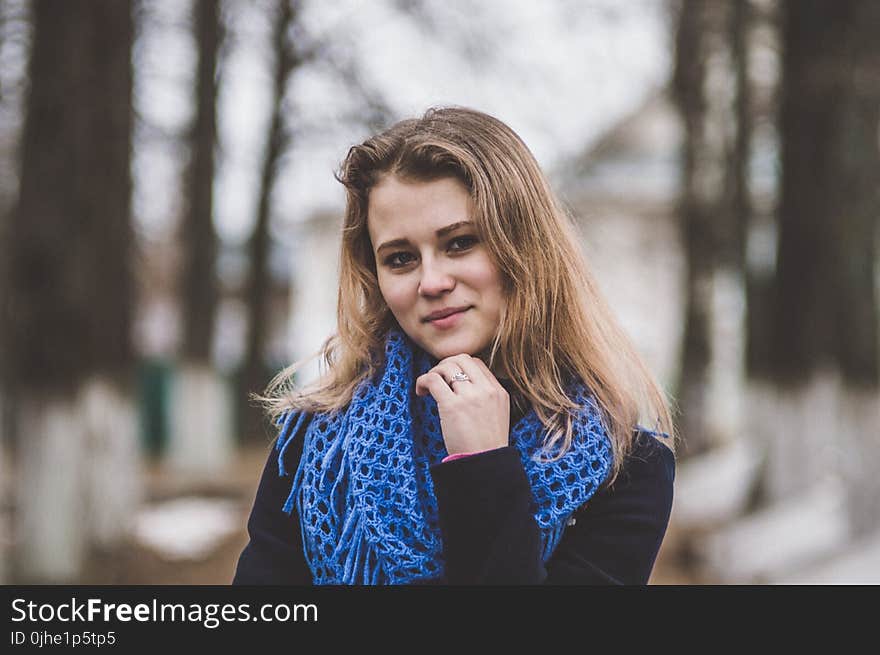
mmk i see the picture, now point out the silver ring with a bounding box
[450,371,470,384]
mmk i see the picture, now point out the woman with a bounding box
[233,106,676,585]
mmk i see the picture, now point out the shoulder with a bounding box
[615,429,676,499]
[580,429,675,520]
[625,429,676,483]
[548,429,675,584]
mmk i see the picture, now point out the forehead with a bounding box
[366,175,471,243]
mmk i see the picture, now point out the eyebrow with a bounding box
[375,221,474,255]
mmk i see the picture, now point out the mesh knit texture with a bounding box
[276,328,613,585]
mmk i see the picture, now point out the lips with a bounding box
[423,306,471,322]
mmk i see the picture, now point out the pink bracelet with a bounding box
[441,449,491,463]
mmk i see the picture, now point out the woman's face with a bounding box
[367,175,506,362]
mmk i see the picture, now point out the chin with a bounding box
[421,335,490,360]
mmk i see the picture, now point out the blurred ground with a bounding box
[3,441,697,585]
[78,444,269,585]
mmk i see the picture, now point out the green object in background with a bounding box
[138,358,171,457]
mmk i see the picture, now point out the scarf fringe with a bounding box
[276,408,377,583]
[543,519,568,562]
[276,410,307,477]
[277,411,309,515]
[320,411,352,541]
[320,509,384,585]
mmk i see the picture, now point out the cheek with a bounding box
[377,274,414,316]
[468,258,506,304]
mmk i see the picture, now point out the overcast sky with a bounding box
[133,0,673,246]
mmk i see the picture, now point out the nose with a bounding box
[418,257,455,297]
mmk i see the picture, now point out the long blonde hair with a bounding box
[261,106,676,486]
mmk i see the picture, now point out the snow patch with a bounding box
[133,497,242,562]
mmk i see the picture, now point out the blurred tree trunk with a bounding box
[705,0,754,451]
[4,0,138,582]
[717,0,753,451]
[181,0,220,365]
[240,0,300,443]
[0,0,8,587]
[169,0,233,473]
[775,0,879,386]
[728,0,751,277]
[672,0,716,458]
[762,0,879,532]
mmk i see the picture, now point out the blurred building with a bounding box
[558,90,685,394]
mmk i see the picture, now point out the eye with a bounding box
[384,251,415,269]
[448,235,478,252]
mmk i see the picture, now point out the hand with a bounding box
[415,354,510,456]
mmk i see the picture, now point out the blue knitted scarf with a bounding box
[276,328,613,585]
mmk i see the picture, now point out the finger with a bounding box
[468,356,507,393]
[432,357,484,391]
[415,370,456,402]
[425,363,473,393]
[449,355,492,389]
[438,354,490,387]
